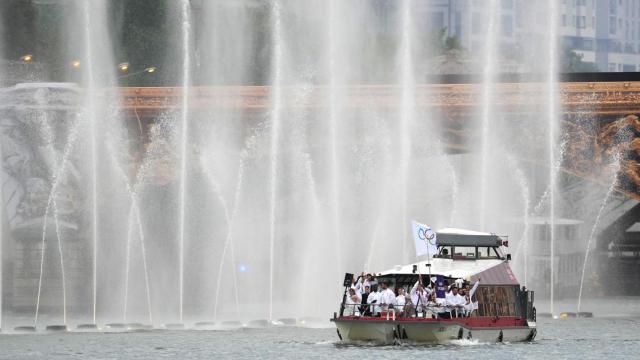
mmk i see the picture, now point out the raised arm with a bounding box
[351,275,364,297]
[411,281,420,295]
[354,278,363,294]
[469,278,480,298]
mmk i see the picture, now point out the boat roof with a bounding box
[436,228,503,247]
[379,258,501,278]
[379,258,518,285]
[501,216,584,225]
[437,228,492,236]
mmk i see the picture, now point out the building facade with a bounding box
[418,0,640,72]
[562,0,640,72]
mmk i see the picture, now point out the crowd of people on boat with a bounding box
[344,272,480,319]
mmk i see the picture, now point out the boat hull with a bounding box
[332,317,536,344]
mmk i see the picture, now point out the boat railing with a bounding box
[340,303,478,320]
[340,297,534,320]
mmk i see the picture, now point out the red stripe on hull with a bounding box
[336,316,528,328]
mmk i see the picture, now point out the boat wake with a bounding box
[449,338,482,346]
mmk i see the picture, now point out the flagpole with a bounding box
[426,240,432,286]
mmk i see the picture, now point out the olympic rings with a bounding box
[418,227,436,244]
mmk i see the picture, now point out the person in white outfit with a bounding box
[445,286,465,317]
[395,288,407,316]
[355,273,373,294]
[379,282,396,308]
[345,288,361,315]
[367,286,381,316]
[459,288,472,317]
[379,281,396,319]
[410,277,431,316]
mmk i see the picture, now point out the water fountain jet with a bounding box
[34,119,79,327]
[546,0,561,317]
[576,154,622,315]
[479,0,499,231]
[398,0,415,260]
[177,0,193,326]
[268,0,284,322]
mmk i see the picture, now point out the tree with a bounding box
[426,27,465,56]
[561,47,599,73]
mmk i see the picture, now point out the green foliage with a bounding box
[561,47,599,73]
[426,27,465,56]
[443,36,462,52]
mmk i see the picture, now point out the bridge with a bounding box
[119,80,640,198]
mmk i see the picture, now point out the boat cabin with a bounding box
[434,228,509,260]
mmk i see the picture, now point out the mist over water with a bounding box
[0,0,635,330]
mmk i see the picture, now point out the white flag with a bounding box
[412,221,437,257]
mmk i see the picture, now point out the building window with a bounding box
[612,40,622,52]
[502,15,513,37]
[610,0,617,15]
[577,16,586,28]
[611,16,617,34]
[501,0,513,9]
[583,38,594,50]
[625,42,635,53]
[562,15,567,26]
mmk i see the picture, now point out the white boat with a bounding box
[330,228,537,344]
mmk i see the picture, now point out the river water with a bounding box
[0,315,638,359]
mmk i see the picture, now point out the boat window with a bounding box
[452,246,476,259]
[476,247,502,259]
[437,246,452,258]
[477,247,491,258]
